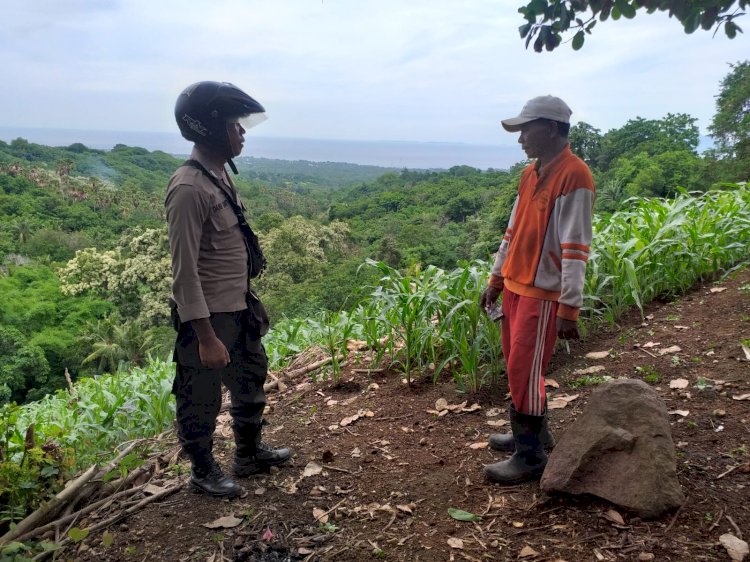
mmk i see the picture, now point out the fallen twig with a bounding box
[716,464,740,479]
[726,515,743,540]
[637,347,658,358]
[663,495,689,535]
[34,483,183,561]
[0,464,99,546]
[13,484,147,543]
[286,355,344,379]
[322,465,354,474]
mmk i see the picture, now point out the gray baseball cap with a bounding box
[501,95,572,132]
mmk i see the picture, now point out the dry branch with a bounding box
[33,484,182,561]
[13,485,147,544]
[0,465,99,546]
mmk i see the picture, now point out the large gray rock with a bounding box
[540,379,685,518]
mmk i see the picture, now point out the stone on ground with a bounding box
[540,379,685,518]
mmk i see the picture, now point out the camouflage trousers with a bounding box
[171,310,268,459]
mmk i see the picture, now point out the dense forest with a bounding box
[0,61,747,406]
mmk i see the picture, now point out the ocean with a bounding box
[0,127,525,171]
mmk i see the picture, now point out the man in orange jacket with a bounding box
[480,95,595,485]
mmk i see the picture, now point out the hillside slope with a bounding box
[52,266,750,562]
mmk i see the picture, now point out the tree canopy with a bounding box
[517,0,747,52]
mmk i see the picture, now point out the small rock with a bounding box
[719,533,749,561]
[419,437,428,446]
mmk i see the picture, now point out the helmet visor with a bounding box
[228,113,268,130]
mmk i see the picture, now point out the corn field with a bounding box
[2,183,749,524]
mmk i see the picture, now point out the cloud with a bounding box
[0,0,748,143]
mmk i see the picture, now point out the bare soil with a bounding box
[68,267,750,562]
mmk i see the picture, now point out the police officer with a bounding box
[166,81,291,498]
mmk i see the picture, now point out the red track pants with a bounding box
[501,289,558,416]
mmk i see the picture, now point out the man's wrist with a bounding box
[488,274,504,290]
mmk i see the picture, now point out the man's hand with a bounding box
[479,286,502,310]
[191,318,231,368]
[198,336,231,369]
[556,317,580,340]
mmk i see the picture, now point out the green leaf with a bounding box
[67,527,89,543]
[448,508,482,522]
[519,22,533,38]
[102,531,114,548]
[572,30,585,50]
[620,1,636,18]
[725,21,739,39]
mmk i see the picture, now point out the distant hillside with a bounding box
[235,156,397,190]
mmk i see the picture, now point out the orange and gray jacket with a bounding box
[489,145,595,321]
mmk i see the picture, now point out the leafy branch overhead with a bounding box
[518,0,747,52]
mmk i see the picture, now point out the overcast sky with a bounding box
[1,0,748,147]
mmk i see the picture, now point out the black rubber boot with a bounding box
[232,430,292,477]
[489,403,555,452]
[484,407,547,485]
[190,454,243,498]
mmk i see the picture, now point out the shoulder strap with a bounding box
[182,159,267,279]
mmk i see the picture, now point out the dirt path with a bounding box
[68,267,750,562]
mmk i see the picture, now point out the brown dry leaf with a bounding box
[603,509,625,525]
[732,394,750,401]
[548,394,579,409]
[719,533,749,561]
[512,521,524,528]
[436,398,449,411]
[742,346,750,361]
[446,401,468,412]
[202,514,243,529]
[668,410,690,417]
[674,325,689,330]
[303,461,323,478]
[669,378,689,389]
[351,447,361,458]
[462,403,482,413]
[642,341,660,348]
[327,424,339,431]
[254,487,266,496]
[364,410,375,417]
[425,409,441,415]
[545,378,560,389]
[312,508,329,524]
[340,413,360,427]
[447,537,464,549]
[326,399,338,407]
[469,442,489,449]
[485,407,503,417]
[297,547,314,556]
[519,545,540,558]
[346,339,367,351]
[143,484,166,496]
[585,351,610,360]
[659,345,682,355]
[438,410,449,417]
[396,504,413,514]
[487,419,509,428]
[573,365,605,375]
[710,287,727,293]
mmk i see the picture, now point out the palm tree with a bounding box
[81,317,156,374]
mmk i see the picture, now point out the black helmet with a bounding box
[175,81,266,171]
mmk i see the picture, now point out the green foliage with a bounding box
[584,184,750,326]
[517,0,747,52]
[708,60,750,180]
[0,358,176,525]
[0,327,50,405]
